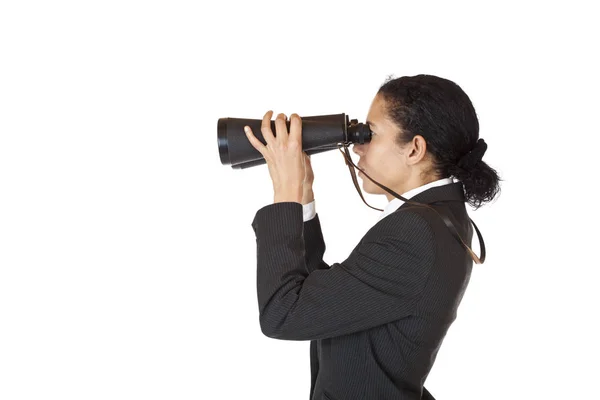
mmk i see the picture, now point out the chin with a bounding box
[361,181,374,194]
[362,183,385,196]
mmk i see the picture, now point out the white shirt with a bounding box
[302,177,454,223]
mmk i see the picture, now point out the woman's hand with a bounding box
[244,110,306,204]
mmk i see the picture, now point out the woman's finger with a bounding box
[289,113,302,145]
[260,110,276,146]
[244,125,267,159]
[274,113,288,145]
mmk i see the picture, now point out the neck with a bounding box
[384,175,443,202]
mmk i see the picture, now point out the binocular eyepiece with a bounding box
[217,113,372,169]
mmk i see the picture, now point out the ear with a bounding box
[406,135,428,165]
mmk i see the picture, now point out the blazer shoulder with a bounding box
[363,207,435,244]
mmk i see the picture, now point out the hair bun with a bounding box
[457,138,487,169]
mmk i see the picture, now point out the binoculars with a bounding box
[217,113,372,169]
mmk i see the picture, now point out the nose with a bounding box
[352,143,365,156]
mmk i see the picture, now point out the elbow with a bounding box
[259,312,296,340]
[260,323,281,339]
[259,315,284,339]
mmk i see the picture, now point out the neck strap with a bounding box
[337,144,486,264]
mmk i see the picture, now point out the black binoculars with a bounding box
[217,113,372,169]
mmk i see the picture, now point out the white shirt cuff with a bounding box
[302,200,316,222]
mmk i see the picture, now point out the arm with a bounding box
[302,187,330,273]
[251,202,435,340]
[303,212,330,273]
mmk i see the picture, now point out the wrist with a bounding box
[274,186,303,204]
[302,187,314,205]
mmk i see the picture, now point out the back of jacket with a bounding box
[308,183,474,400]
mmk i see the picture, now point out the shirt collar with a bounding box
[377,177,455,222]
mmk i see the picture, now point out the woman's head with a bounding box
[352,74,501,209]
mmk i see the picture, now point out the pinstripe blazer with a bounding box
[251,182,474,400]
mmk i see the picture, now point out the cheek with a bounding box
[371,150,400,174]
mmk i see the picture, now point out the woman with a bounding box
[245,74,501,400]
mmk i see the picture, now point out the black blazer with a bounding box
[251,182,474,400]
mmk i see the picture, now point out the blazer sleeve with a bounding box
[251,202,435,341]
[303,213,331,273]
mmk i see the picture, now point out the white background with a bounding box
[1,1,598,399]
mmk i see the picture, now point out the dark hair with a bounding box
[378,74,501,209]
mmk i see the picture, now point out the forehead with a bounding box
[366,94,390,129]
